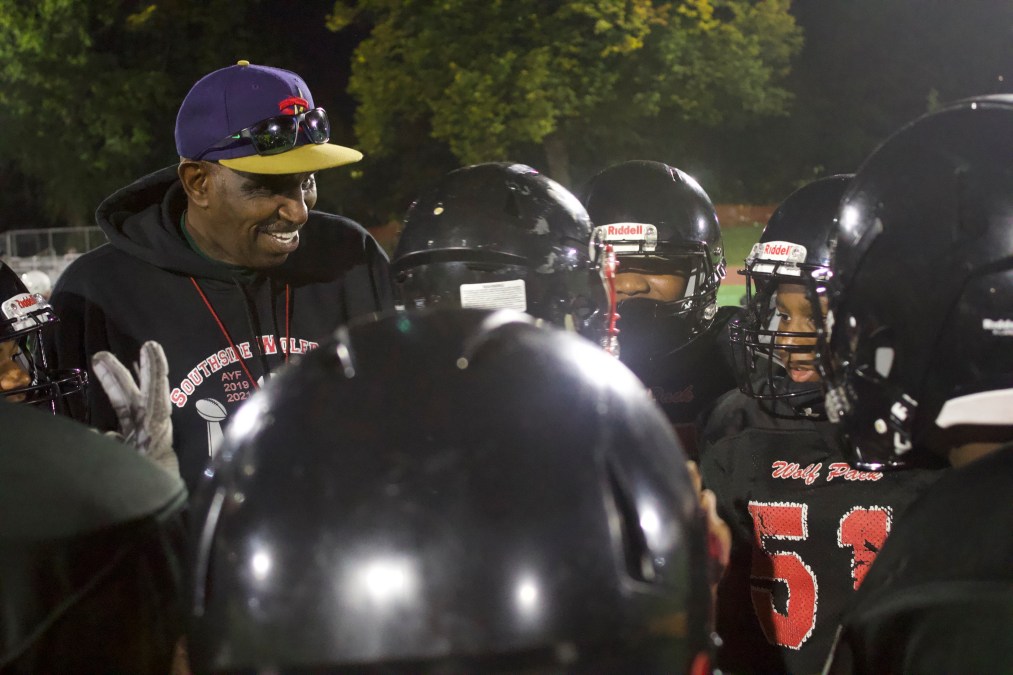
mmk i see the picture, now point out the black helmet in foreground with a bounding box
[581,160,725,364]
[0,260,86,411]
[392,163,616,352]
[0,401,187,674]
[821,95,1013,470]
[189,309,712,673]
[730,175,852,419]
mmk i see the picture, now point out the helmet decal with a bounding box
[589,223,659,257]
[3,292,45,333]
[459,279,527,311]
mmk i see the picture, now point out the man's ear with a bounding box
[178,160,215,209]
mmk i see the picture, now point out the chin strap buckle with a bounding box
[824,383,851,423]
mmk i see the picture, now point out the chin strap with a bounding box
[600,244,620,358]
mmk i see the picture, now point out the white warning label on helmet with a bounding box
[2,292,43,332]
[590,223,658,257]
[460,279,527,311]
[757,240,807,263]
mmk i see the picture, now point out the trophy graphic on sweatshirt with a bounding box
[196,398,227,458]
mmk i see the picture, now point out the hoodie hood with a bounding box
[95,165,378,285]
[95,165,225,280]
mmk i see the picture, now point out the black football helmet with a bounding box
[821,95,1013,470]
[0,261,86,411]
[392,163,616,352]
[730,175,852,419]
[189,309,713,674]
[581,160,725,365]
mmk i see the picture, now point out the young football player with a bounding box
[821,95,1013,674]
[581,160,738,458]
[392,162,618,353]
[0,261,86,409]
[698,176,943,674]
[187,308,716,674]
[0,259,187,672]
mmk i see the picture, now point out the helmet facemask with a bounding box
[1,289,87,412]
[731,242,831,420]
[591,224,723,364]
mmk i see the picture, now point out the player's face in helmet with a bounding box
[581,161,724,365]
[773,282,828,385]
[731,269,830,420]
[614,259,690,304]
[0,339,32,402]
[0,261,87,411]
[729,175,852,420]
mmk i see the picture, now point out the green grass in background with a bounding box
[717,222,764,306]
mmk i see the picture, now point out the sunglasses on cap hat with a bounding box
[194,107,331,160]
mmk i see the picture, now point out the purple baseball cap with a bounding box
[175,60,362,174]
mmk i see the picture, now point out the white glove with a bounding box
[91,341,179,477]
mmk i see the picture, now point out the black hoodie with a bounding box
[49,166,393,490]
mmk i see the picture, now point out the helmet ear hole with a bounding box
[604,457,656,583]
[858,326,895,378]
[874,346,895,378]
[503,190,522,219]
[569,295,595,322]
[192,488,227,616]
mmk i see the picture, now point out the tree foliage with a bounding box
[0,0,278,225]
[329,0,802,186]
[3,1,1009,230]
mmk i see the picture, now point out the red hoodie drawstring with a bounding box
[189,277,291,390]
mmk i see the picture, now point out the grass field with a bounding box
[717,222,764,306]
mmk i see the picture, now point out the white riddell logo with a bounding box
[590,223,658,257]
[758,240,807,262]
[983,318,1013,336]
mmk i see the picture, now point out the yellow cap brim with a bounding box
[219,142,363,175]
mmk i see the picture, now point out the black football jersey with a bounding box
[622,305,739,460]
[824,444,1013,675]
[699,389,944,674]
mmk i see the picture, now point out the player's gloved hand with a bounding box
[91,341,179,477]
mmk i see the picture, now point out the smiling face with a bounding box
[773,282,829,384]
[180,161,318,269]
